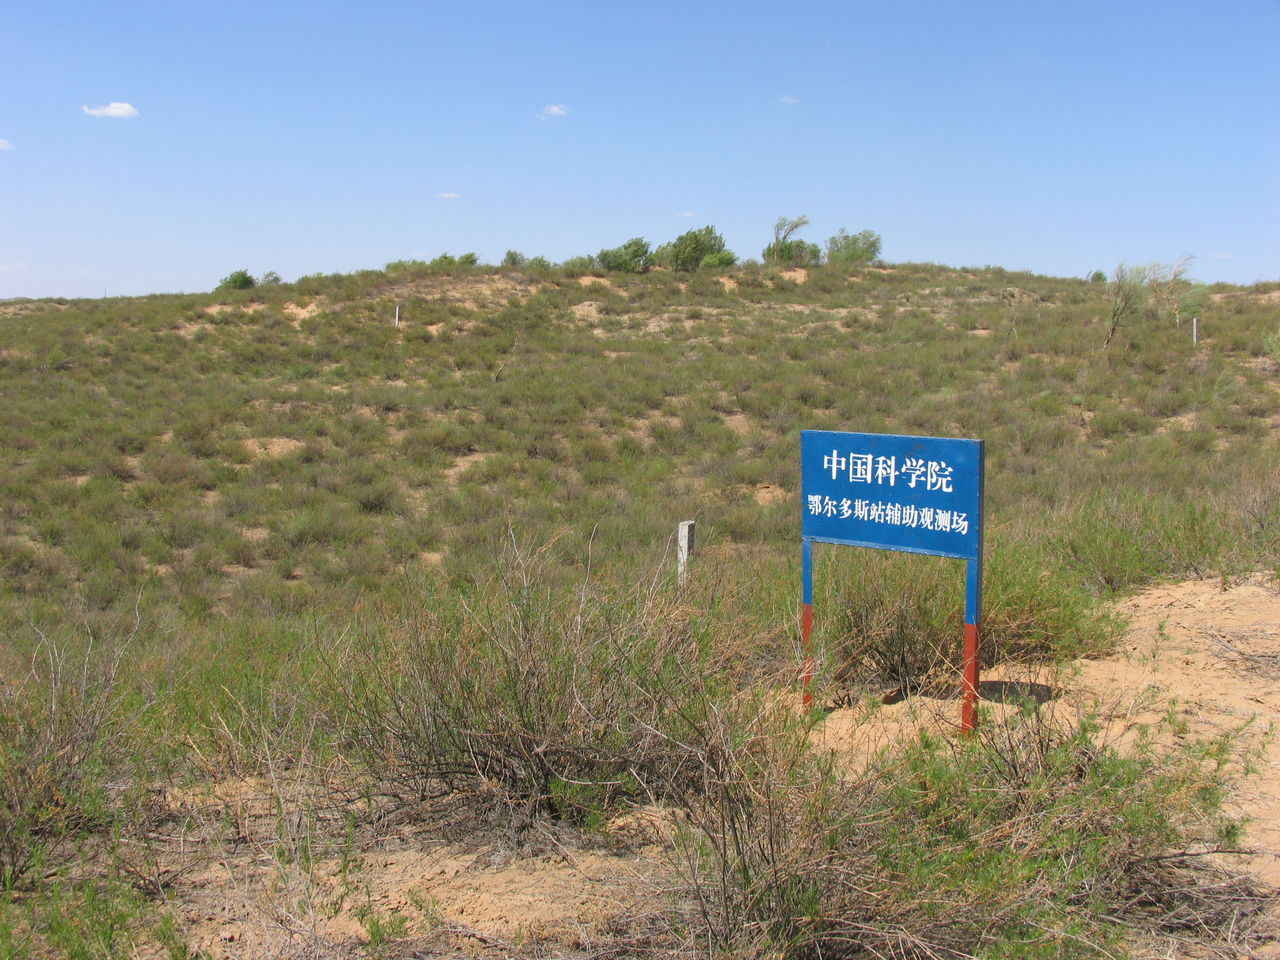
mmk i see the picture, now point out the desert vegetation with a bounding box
[1,249,1278,956]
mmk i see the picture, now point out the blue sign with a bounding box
[801,430,983,561]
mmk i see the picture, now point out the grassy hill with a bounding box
[1,259,1278,956]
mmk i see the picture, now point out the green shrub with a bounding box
[661,225,732,273]
[825,227,882,266]
[596,238,651,274]
[763,215,821,266]
[214,269,255,292]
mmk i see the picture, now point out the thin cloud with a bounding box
[0,139,12,151]
[82,102,139,118]
[540,104,569,118]
[435,192,460,199]
[0,261,30,274]
[1209,252,1232,260]
[778,95,799,104]
[675,211,693,218]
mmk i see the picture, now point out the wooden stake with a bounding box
[677,520,695,586]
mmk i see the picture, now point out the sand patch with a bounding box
[576,275,623,294]
[385,275,543,311]
[1157,412,1201,434]
[814,573,1280,886]
[283,301,321,322]
[722,412,753,436]
[444,451,492,485]
[205,301,266,316]
[752,483,788,506]
[244,437,305,459]
[1212,290,1280,305]
[1073,574,1280,884]
[174,836,664,959]
[571,301,603,321]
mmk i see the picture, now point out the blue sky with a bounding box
[2,0,1276,298]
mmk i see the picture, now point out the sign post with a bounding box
[800,430,985,730]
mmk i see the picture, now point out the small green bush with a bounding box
[825,227,882,267]
[661,225,732,273]
[215,269,255,292]
[596,238,651,274]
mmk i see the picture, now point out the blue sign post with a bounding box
[800,430,985,730]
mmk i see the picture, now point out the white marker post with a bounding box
[677,520,696,587]
[1192,316,1198,347]
[395,304,401,328]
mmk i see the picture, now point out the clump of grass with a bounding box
[668,698,1269,959]
[0,626,136,889]
[814,535,1116,697]
[332,537,715,821]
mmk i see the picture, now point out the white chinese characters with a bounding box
[825,451,953,492]
[805,495,971,536]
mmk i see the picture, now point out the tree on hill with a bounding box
[1102,263,1147,349]
[826,228,882,267]
[216,269,256,291]
[657,226,734,273]
[1145,256,1195,326]
[597,238,651,273]
[763,215,820,266]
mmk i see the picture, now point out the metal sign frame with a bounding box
[800,430,985,730]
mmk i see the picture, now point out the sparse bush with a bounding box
[1103,262,1148,348]
[0,631,133,889]
[334,542,711,817]
[667,674,1258,959]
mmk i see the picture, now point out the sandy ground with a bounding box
[819,573,1280,886]
[154,574,1280,956]
[1078,573,1280,886]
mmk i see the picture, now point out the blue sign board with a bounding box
[798,430,986,728]
[801,430,983,561]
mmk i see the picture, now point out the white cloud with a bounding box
[541,104,569,118]
[0,139,12,151]
[675,211,693,218]
[82,102,139,118]
[0,261,30,274]
[778,95,799,104]
[435,191,460,199]
[1209,252,1232,260]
